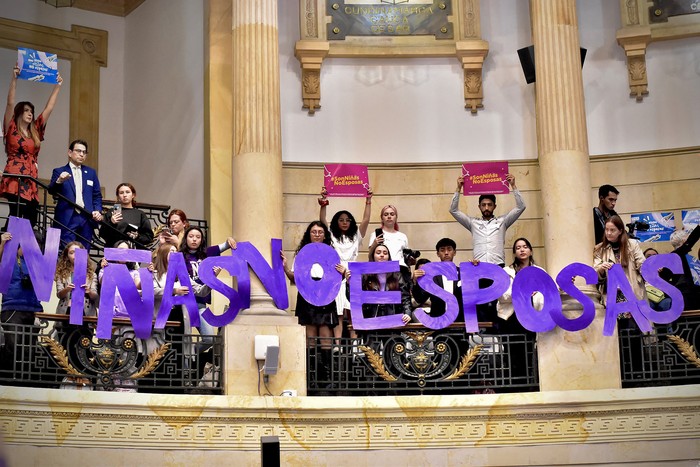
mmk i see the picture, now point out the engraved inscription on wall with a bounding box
[649,0,700,23]
[326,0,453,40]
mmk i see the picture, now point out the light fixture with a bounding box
[40,0,75,8]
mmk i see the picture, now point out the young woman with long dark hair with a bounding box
[318,187,372,349]
[100,183,154,249]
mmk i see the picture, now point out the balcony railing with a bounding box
[0,173,209,258]
[307,324,539,396]
[0,313,223,394]
[620,310,700,387]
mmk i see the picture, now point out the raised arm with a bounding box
[39,73,62,123]
[502,174,526,228]
[0,232,12,261]
[318,187,329,226]
[449,175,473,232]
[4,65,19,132]
[358,188,373,238]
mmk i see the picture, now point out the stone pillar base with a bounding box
[224,313,306,396]
[538,291,621,391]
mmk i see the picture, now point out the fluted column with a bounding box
[531,0,620,391]
[232,0,284,312]
[205,0,305,395]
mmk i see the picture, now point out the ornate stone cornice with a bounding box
[1,386,698,451]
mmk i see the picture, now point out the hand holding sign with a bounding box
[323,164,370,197]
[461,162,509,196]
[17,48,59,85]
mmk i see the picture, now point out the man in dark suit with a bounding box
[412,237,464,323]
[48,139,103,249]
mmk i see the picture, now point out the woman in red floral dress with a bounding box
[2,63,62,229]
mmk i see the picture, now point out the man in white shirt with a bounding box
[449,173,525,267]
[449,173,526,328]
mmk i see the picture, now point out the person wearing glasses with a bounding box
[48,139,103,250]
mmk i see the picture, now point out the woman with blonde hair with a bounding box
[367,204,412,285]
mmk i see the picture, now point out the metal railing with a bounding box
[0,313,223,393]
[307,324,539,396]
[0,173,209,257]
[619,310,700,388]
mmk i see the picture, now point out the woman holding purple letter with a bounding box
[281,221,346,391]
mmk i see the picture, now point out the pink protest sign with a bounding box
[461,161,509,196]
[324,164,370,197]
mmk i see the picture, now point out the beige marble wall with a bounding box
[1,385,699,466]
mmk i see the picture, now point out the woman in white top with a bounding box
[319,187,372,349]
[497,237,544,334]
[368,204,411,285]
[496,237,542,389]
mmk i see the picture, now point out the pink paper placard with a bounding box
[461,162,509,196]
[324,164,370,197]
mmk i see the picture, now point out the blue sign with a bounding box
[17,47,59,84]
[685,254,700,286]
[630,211,675,242]
[682,210,700,231]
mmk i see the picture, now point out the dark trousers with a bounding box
[2,194,39,229]
[56,212,94,250]
[0,310,37,377]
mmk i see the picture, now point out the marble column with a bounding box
[205,0,306,395]
[531,0,620,391]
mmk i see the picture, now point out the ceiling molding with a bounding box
[72,0,146,17]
